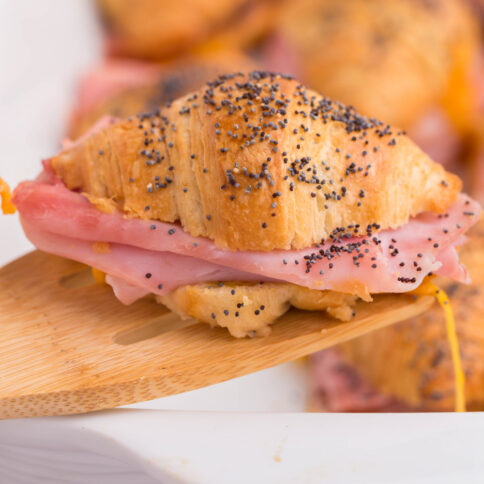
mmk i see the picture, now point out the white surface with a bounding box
[1,2,484,484]
[2,410,484,484]
[0,0,102,266]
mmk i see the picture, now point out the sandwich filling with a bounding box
[14,167,479,303]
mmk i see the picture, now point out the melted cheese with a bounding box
[0,177,16,214]
[412,279,466,412]
[91,267,106,284]
[92,242,111,254]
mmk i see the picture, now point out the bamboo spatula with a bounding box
[0,251,434,419]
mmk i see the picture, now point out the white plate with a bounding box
[2,410,484,484]
[1,2,483,483]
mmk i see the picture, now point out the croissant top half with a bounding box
[51,71,461,251]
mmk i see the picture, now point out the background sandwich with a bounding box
[309,220,484,412]
[97,0,281,60]
[267,0,483,174]
[69,51,257,138]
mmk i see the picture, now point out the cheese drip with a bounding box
[412,279,466,412]
[91,268,106,284]
[0,178,16,215]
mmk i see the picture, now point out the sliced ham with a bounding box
[21,220,273,297]
[407,108,461,171]
[75,60,162,117]
[309,349,416,412]
[13,173,480,302]
[105,275,150,305]
[262,32,301,79]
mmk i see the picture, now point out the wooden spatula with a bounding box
[0,251,434,419]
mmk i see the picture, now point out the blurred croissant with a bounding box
[309,220,484,412]
[69,51,257,138]
[269,0,482,170]
[97,0,282,60]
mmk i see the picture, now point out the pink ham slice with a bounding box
[262,32,301,79]
[13,173,481,303]
[406,108,461,171]
[74,60,162,117]
[21,219,273,297]
[309,349,417,412]
[105,275,151,305]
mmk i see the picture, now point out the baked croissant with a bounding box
[98,0,281,60]
[270,0,480,168]
[13,72,480,338]
[309,220,484,412]
[52,73,460,251]
[69,52,257,138]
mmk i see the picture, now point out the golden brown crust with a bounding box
[69,52,258,139]
[98,0,280,60]
[278,0,479,129]
[334,220,484,411]
[158,282,357,338]
[51,72,461,251]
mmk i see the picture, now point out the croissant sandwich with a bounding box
[7,72,481,340]
[269,0,482,170]
[309,220,484,413]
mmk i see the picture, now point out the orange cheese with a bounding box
[0,178,16,215]
[412,278,466,412]
[91,268,106,284]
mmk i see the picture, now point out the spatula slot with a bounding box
[59,269,96,289]
[112,312,198,345]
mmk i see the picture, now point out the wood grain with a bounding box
[0,251,434,419]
